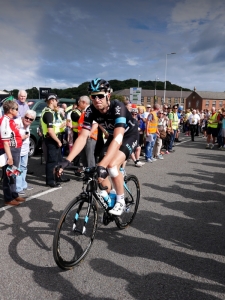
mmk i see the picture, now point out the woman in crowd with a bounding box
[0,99,23,206]
[16,110,36,195]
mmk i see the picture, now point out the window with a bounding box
[168,98,171,104]
[180,98,184,103]
[147,97,151,102]
[205,100,209,107]
[219,101,223,107]
[212,101,216,107]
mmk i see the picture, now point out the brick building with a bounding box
[185,88,225,111]
[112,89,191,109]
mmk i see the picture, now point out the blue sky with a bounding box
[0,0,225,92]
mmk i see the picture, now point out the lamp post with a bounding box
[163,52,176,105]
[154,76,159,104]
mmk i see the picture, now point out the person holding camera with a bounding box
[16,110,36,195]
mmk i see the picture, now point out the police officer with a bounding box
[41,93,68,187]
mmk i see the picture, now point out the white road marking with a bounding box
[0,187,62,212]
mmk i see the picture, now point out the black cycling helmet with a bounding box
[45,93,58,102]
[88,78,110,93]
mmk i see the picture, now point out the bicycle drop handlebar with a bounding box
[55,165,108,191]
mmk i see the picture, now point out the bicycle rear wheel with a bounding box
[53,195,98,270]
[115,174,140,229]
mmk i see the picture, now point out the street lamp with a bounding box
[154,75,159,104]
[138,75,141,88]
[163,52,176,104]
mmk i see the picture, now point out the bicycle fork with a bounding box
[73,196,92,235]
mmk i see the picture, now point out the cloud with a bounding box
[0,0,225,92]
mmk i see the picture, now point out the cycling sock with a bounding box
[116,194,125,204]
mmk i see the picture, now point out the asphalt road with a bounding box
[0,134,225,300]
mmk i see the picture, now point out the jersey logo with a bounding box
[85,107,92,118]
[115,106,121,115]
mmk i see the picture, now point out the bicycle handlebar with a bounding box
[55,165,109,191]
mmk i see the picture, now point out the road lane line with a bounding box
[0,187,62,212]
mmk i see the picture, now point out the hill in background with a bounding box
[5,79,191,100]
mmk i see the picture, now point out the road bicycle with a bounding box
[53,166,140,270]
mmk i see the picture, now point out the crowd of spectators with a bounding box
[1,90,225,206]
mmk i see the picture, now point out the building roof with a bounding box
[112,89,191,98]
[195,91,225,100]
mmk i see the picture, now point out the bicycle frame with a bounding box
[71,167,133,235]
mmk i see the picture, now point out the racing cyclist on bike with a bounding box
[60,78,139,215]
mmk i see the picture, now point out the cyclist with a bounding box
[59,78,139,215]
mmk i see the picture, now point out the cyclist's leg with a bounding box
[108,150,126,195]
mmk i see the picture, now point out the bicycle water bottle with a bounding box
[108,189,116,208]
[99,190,110,204]
[120,167,125,178]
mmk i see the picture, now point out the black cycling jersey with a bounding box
[83,99,137,136]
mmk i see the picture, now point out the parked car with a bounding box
[27,98,75,156]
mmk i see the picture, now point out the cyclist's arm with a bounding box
[98,126,125,168]
[66,128,89,162]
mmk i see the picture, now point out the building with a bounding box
[112,89,191,109]
[185,87,225,111]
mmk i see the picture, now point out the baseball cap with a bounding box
[45,93,58,102]
[131,108,138,113]
[147,104,151,108]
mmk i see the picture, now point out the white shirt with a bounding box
[188,113,200,125]
[18,118,30,156]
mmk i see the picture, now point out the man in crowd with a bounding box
[188,109,200,142]
[206,107,219,149]
[168,104,179,153]
[40,93,65,187]
[17,90,29,118]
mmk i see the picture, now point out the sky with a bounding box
[0,0,225,92]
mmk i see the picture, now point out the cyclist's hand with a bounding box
[97,166,108,182]
[56,158,71,176]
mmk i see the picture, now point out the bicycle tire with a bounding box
[53,195,98,270]
[115,174,140,229]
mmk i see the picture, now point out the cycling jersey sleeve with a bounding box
[82,106,94,131]
[114,101,127,129]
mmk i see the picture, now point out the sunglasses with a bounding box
[131,113,137,115]
[90,94,105,100]
[24,116,34,122]
[12,107,18,111]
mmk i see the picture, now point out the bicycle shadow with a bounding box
[3,198,113,299]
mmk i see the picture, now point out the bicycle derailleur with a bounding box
[102,211,114,226]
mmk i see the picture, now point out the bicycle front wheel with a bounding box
[53,195,98,270]
[115,174,140,229]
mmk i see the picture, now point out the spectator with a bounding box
[16,90,29,118]
[40,93,63,188]
[78,96,98,168]
[143,104,151,122]
[188,109,200,142]
[16,110,36,195]
[153,111,166,160]
[66,101,77,153]
[201,114,208,138]
[206,107,219,149]
[168,104,179,153]
[130,108,145,167]
[145,103,160,162]
[219,108,225,150]
[0,99,24,206]
[184,109,191,136]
